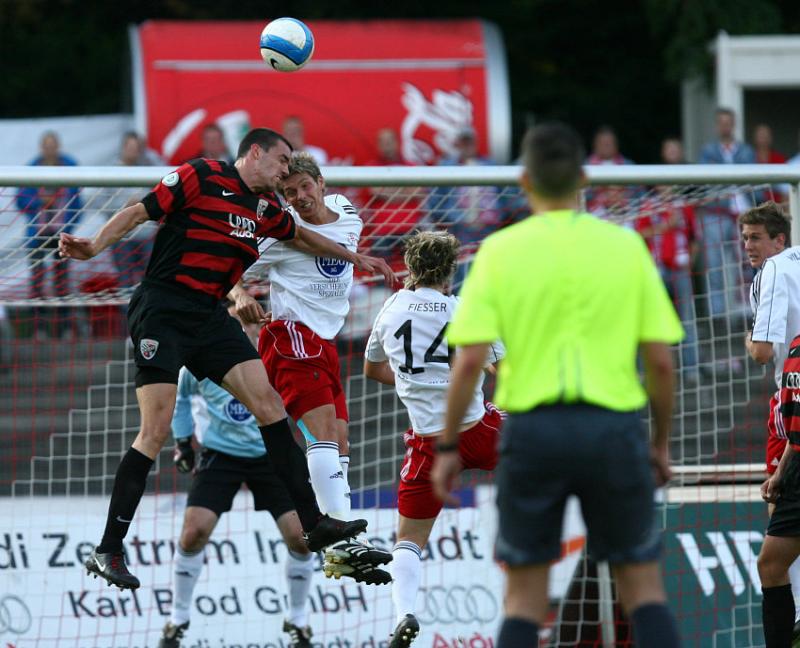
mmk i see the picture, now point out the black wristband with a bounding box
[436,440,459,453]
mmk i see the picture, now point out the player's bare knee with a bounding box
[285,534,310,555]
[180,524,211,553]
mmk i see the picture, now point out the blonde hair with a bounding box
[287,151,322,180]
[403,231,460,289]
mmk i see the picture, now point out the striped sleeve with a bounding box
[257,192,296,241]
[752,258,788,344]
[141,160,203,221]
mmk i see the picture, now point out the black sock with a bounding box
[631,602,681,648]
[260,419,320,527]
[96,447,153,554]
[762,584,795,647]
[259,418,296,456]
[496,617,539,648]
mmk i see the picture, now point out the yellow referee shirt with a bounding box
[448,210,684,413]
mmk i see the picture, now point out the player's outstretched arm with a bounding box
[59,202,149,261]
[363,359,395,386]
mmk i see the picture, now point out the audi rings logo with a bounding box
[786,372,800,390]
[415,585,499,625]
[0,595,32,636]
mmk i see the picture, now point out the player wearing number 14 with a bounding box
[364,231,504,646]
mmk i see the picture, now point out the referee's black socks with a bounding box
[96,447,153,554]
[497,617,538,647]
[631,602,681,648]
[762,583,795,647]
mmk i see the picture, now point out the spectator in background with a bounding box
[424,126,505,289]
[282,116,328,166]
[360,127,422,268]
[753,123,788,204]
[108,132,161,289]
[635,198,700,385]
[697,108,754,325]
[198,123,233,164]
[16,131,82,339]
[753,124,787,165]
[584,125,635,218]
[661,137,687,164]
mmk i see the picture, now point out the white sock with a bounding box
[171,546,205,626]
[339,455,351,518]
[307,441,348,519]
[391,541,422,624]
[285,549,314,627]
[790,556,800,621]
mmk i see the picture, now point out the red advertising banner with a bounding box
[132,19,510,165]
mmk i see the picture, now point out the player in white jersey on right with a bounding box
[738,201,800,645]
[364,231,504,647]
[231,152,392,584]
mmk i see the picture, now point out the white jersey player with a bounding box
[364,231,504,647]
[742,205,800,475]
[238,152,392,585]
[740,202,800,636]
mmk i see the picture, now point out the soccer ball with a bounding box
[259,17,315,72]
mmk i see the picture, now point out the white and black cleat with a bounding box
[323,539,393,585]
[158,620,189,648]
[283,619,313,647]
[84,549,140,590]
[389,614,420,647]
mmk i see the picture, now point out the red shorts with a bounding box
[258,320,348,422]
[397,403,503,519]
[767,392,787,474]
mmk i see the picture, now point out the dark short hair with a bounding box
[716,107,735,120]
[739,201,791,245]
[203,123,223,135]
[521,122,585,199]
[236,128,292,159]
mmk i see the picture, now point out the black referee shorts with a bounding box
[189,448,298,521]
[127,281,259,387]
[767,452,800,537]
[495,404,661,566]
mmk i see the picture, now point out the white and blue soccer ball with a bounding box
[259,17,315,72]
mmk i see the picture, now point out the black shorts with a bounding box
[128,280,259,387]
[495,404,661,566]
[767,453,800,537]
[188,448,296,520]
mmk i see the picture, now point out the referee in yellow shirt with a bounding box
[431,122,683,648]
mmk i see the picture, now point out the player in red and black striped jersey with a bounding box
[759,334,800,646]
[59,128,393,590]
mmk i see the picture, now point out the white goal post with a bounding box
[1,163,799,647]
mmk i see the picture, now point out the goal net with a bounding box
[0,163,798,647]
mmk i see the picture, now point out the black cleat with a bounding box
[305,514,367,552]
[85,549,140,590]
[389,614,420,647]
[792,619,800,648]
[283,619,313,647]
[324,539,393,585]
[158,620,189,648]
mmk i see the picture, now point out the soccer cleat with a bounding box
[158,621,189,648]
[388,614,420,648]
[792,619,800,648]
[84,549,140,590]
[323,539,393,585]
[283,619,313,647]
[305,514,368,552]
